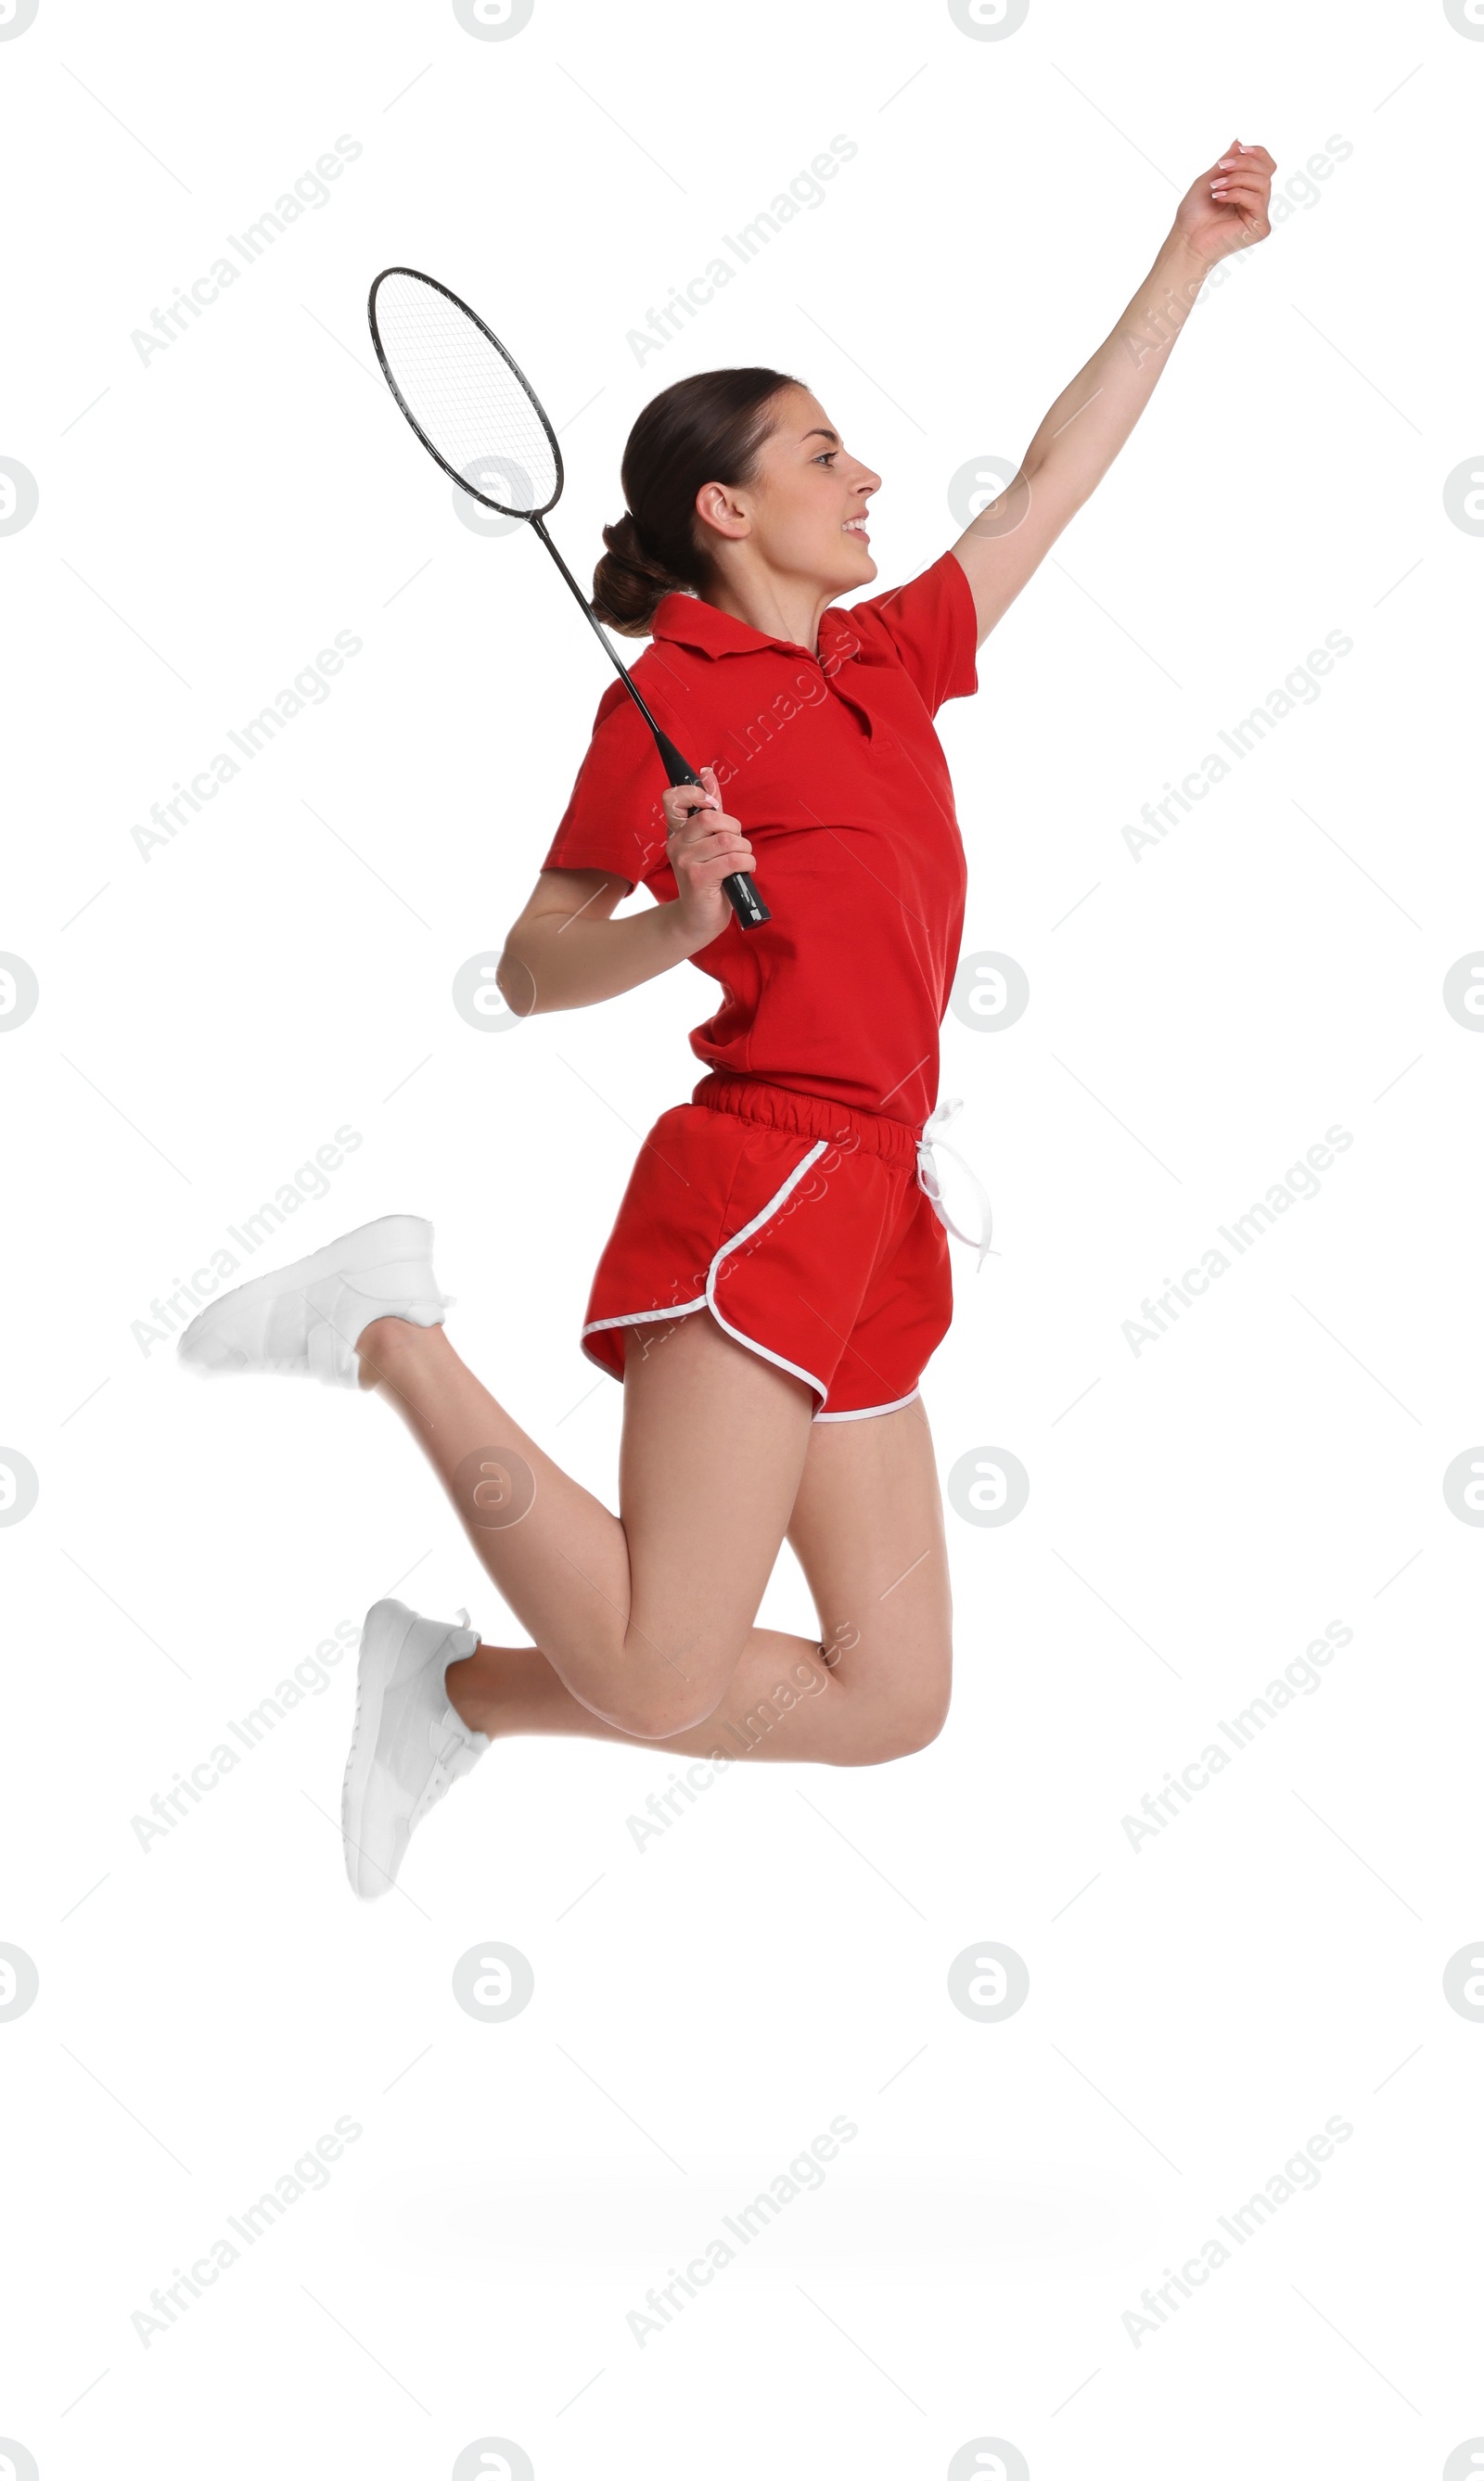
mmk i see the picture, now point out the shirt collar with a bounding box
[652,590,862,669]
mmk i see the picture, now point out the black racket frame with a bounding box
[367,266,768,930]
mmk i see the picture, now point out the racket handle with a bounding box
[654,730,770,930]
[722,868,769,930]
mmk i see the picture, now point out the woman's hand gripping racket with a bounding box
[367,267,769,930]
[660,769,757,951]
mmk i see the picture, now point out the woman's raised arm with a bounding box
[950,137,1275,647]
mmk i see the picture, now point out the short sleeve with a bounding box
[541,684,670,890]
[836,549,979,717]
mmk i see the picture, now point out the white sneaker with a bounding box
[177,1214,446,1386]
[341,1598,491,1899]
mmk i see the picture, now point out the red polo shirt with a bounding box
[541,548,979,1129]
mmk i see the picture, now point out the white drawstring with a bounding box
[916,1097,994,1272]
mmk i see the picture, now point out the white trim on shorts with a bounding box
[582,1139,833,1406]
[812,1388,922,1424]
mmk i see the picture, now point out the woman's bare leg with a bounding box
[446,1626,837,1758]
[785,1393,953,1758]
[358,1307,813,1738]
[441,1396,952,1767]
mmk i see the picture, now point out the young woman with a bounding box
[181,143,1273,1897]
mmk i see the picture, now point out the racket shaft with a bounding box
[529,516,769,930]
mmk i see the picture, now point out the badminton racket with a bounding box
[367,266,769,930]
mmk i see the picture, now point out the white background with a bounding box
[3,0,1482,2474]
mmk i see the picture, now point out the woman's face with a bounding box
[697,387,881,599]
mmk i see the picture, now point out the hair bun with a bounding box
[590,510,685,638]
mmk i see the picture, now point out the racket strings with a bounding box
[373,274,558,515]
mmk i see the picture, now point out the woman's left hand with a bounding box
[1174,138,1276,266]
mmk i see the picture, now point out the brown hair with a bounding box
[591,366,802,637]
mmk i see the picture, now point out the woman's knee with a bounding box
[875,1704,950,1763]
[839,1671,952,1765]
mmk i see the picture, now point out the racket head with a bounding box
[367,266,563,519]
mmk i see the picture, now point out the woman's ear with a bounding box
[695,480,751,544]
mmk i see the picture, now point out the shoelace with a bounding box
[424,1742,463,1797]
[422,1609,481,1800]
[915,1098,994,1272]
[418,1726,473,1820]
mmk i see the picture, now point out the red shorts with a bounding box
[581,1074,953,1419]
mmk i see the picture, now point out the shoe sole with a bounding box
[341,1597,419,1900]
[178,1214,434,1373]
